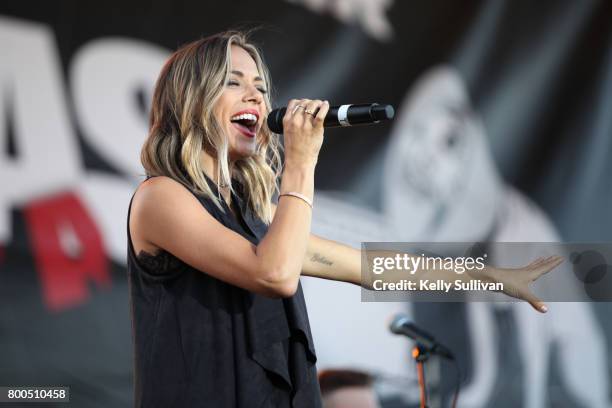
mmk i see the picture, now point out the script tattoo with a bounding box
[311,253,333,266]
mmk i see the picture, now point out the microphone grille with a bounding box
[266,107,285,134]
[389,314,410,334]
[371,104,395,121]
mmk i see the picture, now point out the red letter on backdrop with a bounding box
[23,192,110,312]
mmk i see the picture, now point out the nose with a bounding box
[243,83,263,104]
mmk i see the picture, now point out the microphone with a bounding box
[266,103,395,133]
[389,314,455,360]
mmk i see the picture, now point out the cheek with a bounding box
[213,94,232,121]
[212,106,226,128]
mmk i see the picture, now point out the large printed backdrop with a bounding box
[1,1,612,407]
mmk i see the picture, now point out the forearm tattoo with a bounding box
[311,253,333,266]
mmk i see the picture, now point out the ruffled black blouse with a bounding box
[126,176,322,407]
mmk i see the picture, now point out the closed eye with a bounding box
[227,80,268,94]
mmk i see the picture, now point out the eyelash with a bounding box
[227,80,268,94]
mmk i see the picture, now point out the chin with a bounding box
[229,146,257,161]
[228,136,258,159]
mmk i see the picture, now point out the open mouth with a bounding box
[230,112,258,138]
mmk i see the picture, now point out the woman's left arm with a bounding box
[269,203,361,284]
[299,232,563,314]
[269,204,563,313]
[301,234,362,285]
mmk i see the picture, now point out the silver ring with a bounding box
[292,104,305,115]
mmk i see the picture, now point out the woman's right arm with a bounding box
[131,99,329,298]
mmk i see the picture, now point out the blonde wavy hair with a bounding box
[141,30,282,223]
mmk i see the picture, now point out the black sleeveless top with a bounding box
[126,176,322,407]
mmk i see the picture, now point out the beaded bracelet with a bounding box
[279,192,313,209]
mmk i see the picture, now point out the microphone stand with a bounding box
[412,344,431,408]
[390,315,453,407]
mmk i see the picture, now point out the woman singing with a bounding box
[126,30,562,407]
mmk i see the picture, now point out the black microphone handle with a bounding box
[267,103,394,133]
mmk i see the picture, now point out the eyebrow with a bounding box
[230,70,264,82]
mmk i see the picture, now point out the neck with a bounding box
[200,150,233,202]
[200,150,234,182]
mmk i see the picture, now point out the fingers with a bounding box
[527,255,558,269]
[527,256,551,269]
[283,98,306,130]
[283,98,327,132]
[284,99,301,117]
[518,255,563,313]
[503,255,563,313]
[521,289,548,313]
[302,99,326,127]
[314,100,330,128]
[288,98,306,116]
[529,255,564,280]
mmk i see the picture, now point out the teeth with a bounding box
[230,113,258,124]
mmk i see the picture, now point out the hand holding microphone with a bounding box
[267,102,395,133]
[281,99,330,168]
[275,99,394,211]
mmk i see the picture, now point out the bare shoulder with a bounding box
[130,176,204,255]
[132,176,200,221]
[135,175,192,202]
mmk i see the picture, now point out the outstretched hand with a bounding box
[484,255,564,313]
